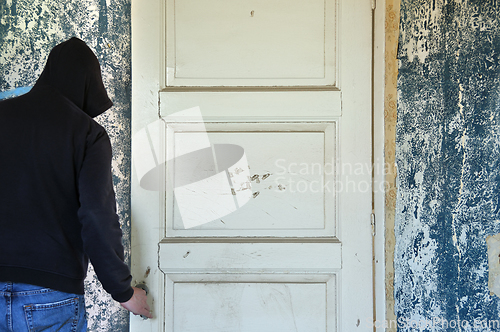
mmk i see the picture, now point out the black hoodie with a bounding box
[0,37,134,303]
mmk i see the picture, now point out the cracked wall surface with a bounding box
[0,1,131,331]
[396,0,500,330]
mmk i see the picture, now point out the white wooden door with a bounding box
[131,0,374,331]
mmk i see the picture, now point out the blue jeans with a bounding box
[0,282,87,332]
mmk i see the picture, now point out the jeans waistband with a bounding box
[0,281,56,296]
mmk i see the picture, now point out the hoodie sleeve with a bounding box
[77,123,134,303]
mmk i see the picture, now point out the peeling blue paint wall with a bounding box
[396,0,500,331]
[0,1,131,331]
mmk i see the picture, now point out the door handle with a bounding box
[135,283,150,320]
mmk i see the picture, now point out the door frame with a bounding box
[373,0,388,330]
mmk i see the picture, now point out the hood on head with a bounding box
[34,37,113,118]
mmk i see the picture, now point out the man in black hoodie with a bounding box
[0,37,151,330]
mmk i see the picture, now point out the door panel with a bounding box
[131,0,373,331]
[165,0,337,86]
[160,91,342,119]
[167,275,335,332]
[160,243,341,272]
[166,122,337,236]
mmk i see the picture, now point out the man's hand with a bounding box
[120,286,153,319]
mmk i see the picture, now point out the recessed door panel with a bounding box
[165,274,336,332]
[166,122,337,237]
[166,0,337,86]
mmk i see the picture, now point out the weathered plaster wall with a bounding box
[396,0,500,330]
[0,1,131,331]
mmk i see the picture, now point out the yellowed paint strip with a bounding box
[384,0,400,330]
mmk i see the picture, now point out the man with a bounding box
[0,37,151,331]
